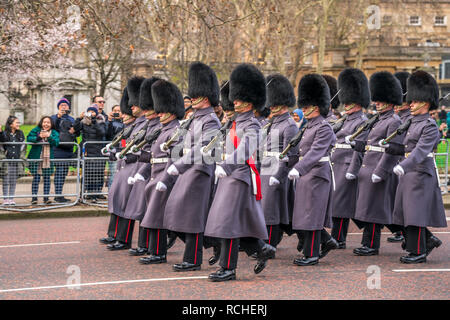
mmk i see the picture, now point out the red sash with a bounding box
[229,121,262,200]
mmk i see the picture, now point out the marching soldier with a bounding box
[323,75,339,122]
[99,87,136,245]
[161,62,221,272]
[286,74,338,266]
[106,76,147,251]
[138,80,185,264]
[330,68,370,249]
[205,63,276,282]
[260,74,299,251]
[124,77,163,256]
[352,71,404,256]
[392,70,446,263]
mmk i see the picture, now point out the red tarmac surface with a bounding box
[0,214,449,300]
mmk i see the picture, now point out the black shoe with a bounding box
[400,253,426,264]
[254,243,276,274]
[387,232,404,243]
[208,268,236,282]
[99,236,115,244]
[85,195,96,201]
[293,256,319,266]
[140,255,167,264]
[167,234,177,249]
[44,198,52,204]
[401,240,406,250]
[319,238,338,259]
[54,197,70,203]
[426,236,442,256]
[31,198,38,205]
[353,246,379,256]
[172,262,201,272]
[128,247,148,256]
[337,241,346,249]
[208,246,221,266]
[106,241,130,251]
[249,252,258,260]
[95,195,107,200]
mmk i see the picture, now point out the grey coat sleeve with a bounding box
[347,129,370,176]
[274,124,300,182]
[373,119,402,180]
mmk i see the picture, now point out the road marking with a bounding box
[392,269,450,273]
[0,276,209,293]
[348,232,450,235]
[0,241,81,248]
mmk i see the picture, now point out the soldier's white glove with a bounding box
[109,148,116,154]
[393,165,405,177]
[134,173,145,182]
[345,135,356,146]
[200,146,212,157]
[378,139,389,148]
[156,181,167,192]
[345,172,356,180]
[215,165,227,179]
[167,164,179,176]
[127,176,136,185]
[371,173,382,183]
[160,143,169,153]
[115,153,122,161]
[269,176,280,186]
[288,168,300,180]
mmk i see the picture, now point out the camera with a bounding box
[86,112,92,117]
[113,113,120,118]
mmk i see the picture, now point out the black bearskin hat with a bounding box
[127,76,145,107]
[266,74,296,109]
[394,72,410,103]
[229,63,266,111]
[152,80,185,120]
[220,81,234,112]
[187,62,220,107]
[139,76,161,111]
[322,75,340,109]
[297,74,330,117]
[370,71,403,106]
[120,87,132,116]
[337,68,370,109]
[259,106,271,118]
[406,70,439,110]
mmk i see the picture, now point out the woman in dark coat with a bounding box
[27,116,60,204]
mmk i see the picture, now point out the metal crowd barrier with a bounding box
[80,141,117,208]
[435,138,449,194]
[0,142,80,212]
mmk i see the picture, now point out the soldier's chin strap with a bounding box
[376,103,393,113]
[344,103,357,112]
[303,106,318,117]
[191,96,206,106]
[234,102,251,113]
[270,106,284,114]
[410,102,428,113]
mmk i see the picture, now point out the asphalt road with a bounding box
[0,215,449,300]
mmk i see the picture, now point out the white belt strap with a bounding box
[365,145,385,153]
[299,156,330,162]
[183,148,191,155]
[151,158,169,164]
[334,143,352,149]
[430,153,441,186]
[299,156,335,190]
[263,151,281,157]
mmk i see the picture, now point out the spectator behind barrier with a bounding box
[106,104,124,141]
[0,116,26,205]
[27,116,60,205]
[51,98,79,203]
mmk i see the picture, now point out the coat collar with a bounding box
[306,115,325,128]
[347,110,364,121]
[162,119,179,132]
[148,117,160,127]
[379,109,394,120]
[193,106,215,118]
[272,112,290,124]
[135,115,147,125]
[411,113,430,123]
[236,110,254,123]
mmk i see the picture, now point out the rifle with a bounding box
[101,123,135,155]
[331,114,348,133]
[348,113,380,142]
[279,125,307,160]
[130,127,163,153]
[380,118,412,145]
[162,112,195,151]
[117,120,151,159]
[203,113,238,153]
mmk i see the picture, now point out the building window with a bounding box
[440,60,450,80]
[435,16,446,26]
[409,16,421,26]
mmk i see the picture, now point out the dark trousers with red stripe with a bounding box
[137,226,150,249]
[265,225,283,248]
[175,232,203,265]
[361,222,382,249]
[404,226,428,255]
[331,217,350,243]
[297,229,331,258]
[115,217,135,245]
[147,228,168,256]
[219,238,265,270]
[107,213,120,238]
[385,224,405,235]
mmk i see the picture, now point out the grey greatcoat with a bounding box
[291,115,336,231]
[163,107,220,234]
[331,110,367,219]
[260,112,299,225]
[354,109,403,225]
[108,116,148,216]
[122,117,162,221]
[205,111,268,240]
[326,109,337,122]
[393,114,447,228]
[140,120,180,229]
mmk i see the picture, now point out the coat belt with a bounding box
[150,157,169,164]
[365,145,385,153]
[334,143,352,149]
